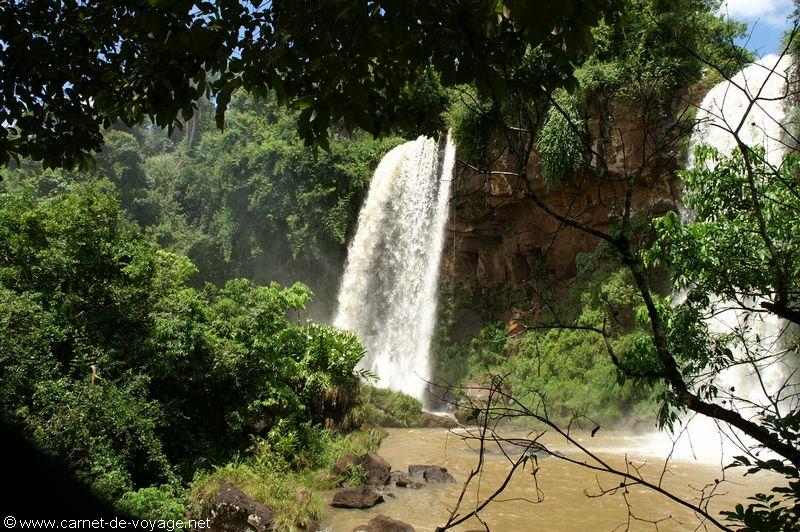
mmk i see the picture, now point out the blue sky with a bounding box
[719,0,796,55]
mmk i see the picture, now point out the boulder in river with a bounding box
[423,468,456,484]
[361,453,391,485]
[408,464,456,484]
[408,464,447,476]
[353,514,415,532]
[205,482,276,531]
[420,412,459,429]
[395,476,424,489]
[331,453,360,476]
[332,453,391,486]
[331,486,385,509]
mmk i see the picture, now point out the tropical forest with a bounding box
[1,1,799,531]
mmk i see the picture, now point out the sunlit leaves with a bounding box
[650,147,800,304]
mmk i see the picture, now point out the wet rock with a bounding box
[395,476,424,489]
[420,412,459,429]
[331,453,360,476]
[388,471,407,483]
[206,482,276,531]
[408,464,447,477]
[453,406,480,425]
[331,487,385,509]
[407,464,456,483]
[423,468,456,484]
[353,515,415,532]
[462,378,491,403]
[332,453,391,486]
[360,453,391,485]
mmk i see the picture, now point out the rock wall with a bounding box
[440,89,705,325]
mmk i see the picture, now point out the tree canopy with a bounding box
[1,0,621,168]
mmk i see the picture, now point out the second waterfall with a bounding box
[334,134,455,403]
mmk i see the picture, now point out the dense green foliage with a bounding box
[0,88,410,518]
[6,94,402,312]
[433,321,508,392]
[2,0,618,168]
[504,328,658,423]
[576,0,748,98]
[116,485,186,521]
[0,181,365,509]
[645,147,800,529]
[446,87,497,165]
[649,147,800,307]
[433,246,661,425]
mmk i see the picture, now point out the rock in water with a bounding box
[423,468,456,484]
[395,476,424,489]
[407,464,456,483]
[331,453,360,476]
[353,515,415,532]
[206,482,276,531]
[408,464,447,476]
[331,453,391,486]
[331,487,385,509]
[360,453,391,485]
[388,470,407,483]
[389,471,424,488]
[420,412,458,428]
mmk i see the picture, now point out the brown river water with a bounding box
[322,428,783,531]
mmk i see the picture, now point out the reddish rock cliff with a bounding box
[440,89,705,324]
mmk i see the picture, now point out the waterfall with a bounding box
[666,55,797,461]
[334,134,455,403]
[690,54,793,167]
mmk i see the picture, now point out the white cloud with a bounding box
[719,0,794,27]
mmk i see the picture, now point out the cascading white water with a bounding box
[690,54,793,167]
[334,134,455,403]
[664,54,798,461]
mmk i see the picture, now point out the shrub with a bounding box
[352,385,425,428]
[505,328,658,424]
[116,485,186,520]
[445,86,495,164]
[434,323,509,389]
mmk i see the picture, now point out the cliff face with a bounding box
[440,90,703,325]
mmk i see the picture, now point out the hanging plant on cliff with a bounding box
[536,91,588,185]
